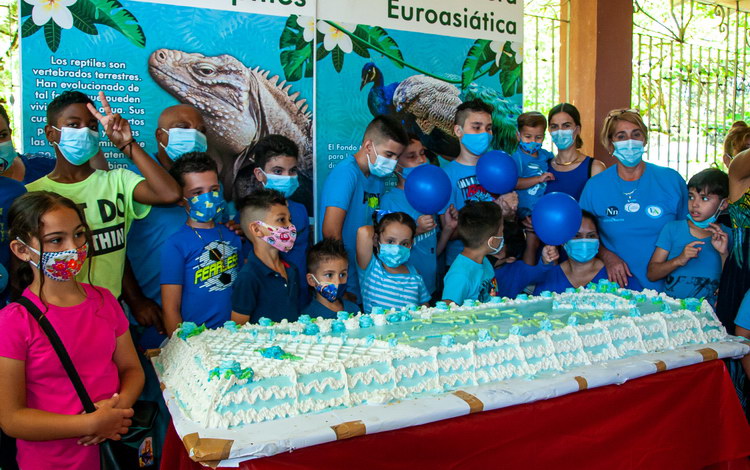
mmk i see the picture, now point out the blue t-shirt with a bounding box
[733,289,750,331]
[511,148,554,216]
[443,160,492,265]
[532,264,643,295]
[284,200,310,307]
[160,224,242,329]
[580,163,687,291]
[494,260,554,298]
[359,255,430,313]
[0,176,26,267]
[320,155,384,301]
[655,220,731,305]
[231,249,300,323]
[301,298,361,319]
[442,254,497,304]
[545,156,592,201]
[380,187,438,294]
[19,153,56,185]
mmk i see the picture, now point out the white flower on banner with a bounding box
[509,43,524,65]
[490,41,523,66]
[296,16,315,43]
[27,0,77,30]
[317,21,356,54]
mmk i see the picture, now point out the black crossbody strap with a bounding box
[16,297,97,414]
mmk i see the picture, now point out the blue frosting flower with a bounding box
[257,346,302,361]
[567,315,578,326]
[440,335,455,347]
[565,288,576,294]
[489,296,503,304]
[365,334,376,345]
[516,294,528,301]
[223,321,238,332]
[509,325,521,335]
[661,303,673,314]
[359,315,374,328]
[298,314,313,324]
[598,278,609,286]
[540,319,553,331]
[477,329,492,342]
[176,322,206,341]
[336,311,350,320]
[303,323,320,335]
[209,360,254,382]
[406,303,418,311]
[258,317,273,327]
[331,320,346,333]
[586,282,597,290]
[540,291,553,298]
[602,311,615,321]
[635,294,647,303]
[388,338,398,347]
[685,298,702,311]
[463,299,476,307]
[436,301,449,310]
[371,306,385,315]
[629,307,641,318]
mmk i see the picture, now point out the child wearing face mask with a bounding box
[302,238,360,319]
[356,211,430,313]
[232,189,300,324]
[0,191,143,470]
[533,212,642,295]
[159,153,242,336]
[251,134,310,307]
[25,91,180,299]
[442,202,503,305]
[647,169,730,305]
[512,111,555,221]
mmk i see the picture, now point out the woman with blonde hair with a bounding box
[579,108,688,291]
[722,121,750,168]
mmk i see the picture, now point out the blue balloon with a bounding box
[531,192,583,246]
[476,150,518,195]
[405,164,452,215]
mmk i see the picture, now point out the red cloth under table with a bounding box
[161,360,750,470]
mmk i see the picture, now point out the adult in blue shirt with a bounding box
[533,212,642,294]
[124,104,208,348]
[320,115,409,302]
[545,103,605,201]
[249,134,310,307]
[580,109,687,291]
[381,136,455,296]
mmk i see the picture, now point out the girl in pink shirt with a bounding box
[0,191,144,470]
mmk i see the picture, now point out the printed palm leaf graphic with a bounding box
[279,15,314,82]
[462,39,522,97]
[21,0,146,53]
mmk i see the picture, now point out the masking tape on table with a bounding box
[144,348,161,358]
[697,347,718,362]
[453,390,484,414]
[182,432,234,462]
[574,376,588,391]
[331,420,366,440]
[653,360,667,372]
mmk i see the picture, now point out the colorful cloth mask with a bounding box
[551,129,575,150]
[311,275,348,303]
[263,171,299,198]
[488,236,505,255]
[379,243,411,268]
[255,220,297,252]
[564,238,599,263]
[186,191,224,223]
[519,141,542,154]
[612,140,645,167]
[0,140,15,171]
[18,238,88,282]
[461,132,491,156]
[160,128,208,161]
[53,126,99,166]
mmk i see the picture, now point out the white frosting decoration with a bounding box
[158,287,730,429]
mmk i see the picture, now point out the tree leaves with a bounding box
[20,0,145,51]
[279,15,314,82]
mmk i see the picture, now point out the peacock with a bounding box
[360,62,522,158]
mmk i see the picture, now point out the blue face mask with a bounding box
[564,239,600,263]
[311,275,348,303]
[378,243,411,268]
[612,140,645,167]
[551,129,575,150]
[518,140,542,154]
[461,132,491,156]
[186,190,224,223]
[687,201,724,229]
[399,162,426,179]
[263,171,299,198]
[53,126,99,166]
[161,128,208,161]
[0,140,15,171]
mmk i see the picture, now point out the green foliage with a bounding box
[351,25,404,69]
[279,15,314,81]
[462,39,522,97]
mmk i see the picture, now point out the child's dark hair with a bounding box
[687,168,729,199]
[455,99,494,126]
[254,134,299,171]
[46,91,94,125]
[168,151,218,187]
[373,211,417,241]
[307,238,349,274]
[7,191,95,306]
[517,111,547,131]
[364,115,410,146]
[581,210,599,232]
[548,103,583,149]
[457,201,503,248]
[237,188,287,228]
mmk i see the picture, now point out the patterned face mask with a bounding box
[311,274,348,303]
[18,238,88,282]
[254,220,297,253]
[186,191,225,223]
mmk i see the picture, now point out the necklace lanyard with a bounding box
[190,225,224,260]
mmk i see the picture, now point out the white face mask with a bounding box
[367,144,397,178]
[488,236,504,255]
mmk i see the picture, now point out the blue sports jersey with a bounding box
[580,163,687,291]
[380,187,438,294]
